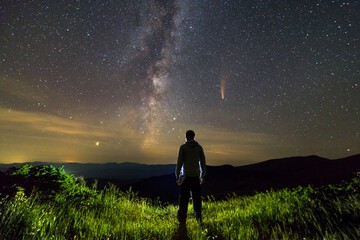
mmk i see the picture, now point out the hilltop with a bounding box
[0,164,360,239]
[122,154,360,202]
[2,153,360,203]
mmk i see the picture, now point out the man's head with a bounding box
[186,130,195,140]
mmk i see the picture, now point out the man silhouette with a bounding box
[176,130,206,223]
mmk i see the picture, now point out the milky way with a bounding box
[0,0,359,165]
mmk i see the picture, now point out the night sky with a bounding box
[1,0,359,165]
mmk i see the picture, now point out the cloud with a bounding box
[138,122,290,165]
[0,108,110,138]
[188,125,283,165]
[0,108,143,163]
[0,108,294,165]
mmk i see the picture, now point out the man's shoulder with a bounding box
[180,141,203,149]
[195,141,203,149]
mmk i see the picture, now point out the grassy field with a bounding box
[0,165,360,239]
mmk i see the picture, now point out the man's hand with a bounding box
[200,178,204,185]
[177,178,181,185]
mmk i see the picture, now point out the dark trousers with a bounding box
[178,177,201,222]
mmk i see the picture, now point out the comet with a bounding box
[220,70,227,99]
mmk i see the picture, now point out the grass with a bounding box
[0,165,360,239]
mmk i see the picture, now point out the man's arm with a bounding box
[200,146,206,178]
[176,146,184,181]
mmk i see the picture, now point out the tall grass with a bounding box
[0,186,179,239]
[0,165,359,239]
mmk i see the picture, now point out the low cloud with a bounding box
[0,108,110,138]
[0,108,142,163]
[138,123,291,165]
[0,108,296,165]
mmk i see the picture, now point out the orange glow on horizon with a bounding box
[63,159,76,163]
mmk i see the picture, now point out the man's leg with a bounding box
[191,178,202,222]
[178,178,190,223]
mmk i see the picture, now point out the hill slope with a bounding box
[1,164,360,239]
[2,154,360,202]
[123,154,360,202]
[0,162,176,181]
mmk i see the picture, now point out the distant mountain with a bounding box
[2,154,360,203]
[0,162,176,181]
[120,154,360,203]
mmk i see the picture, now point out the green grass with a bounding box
[1,165,360,239]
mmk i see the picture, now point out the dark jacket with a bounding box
[176,140,206,181]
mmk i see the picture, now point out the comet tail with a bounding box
[221,71,227,99]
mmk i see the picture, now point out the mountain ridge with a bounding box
[120,154,360,202]
[0,161,176,180]
[1,153,360,203]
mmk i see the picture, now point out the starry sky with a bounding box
[0,0,359,165]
